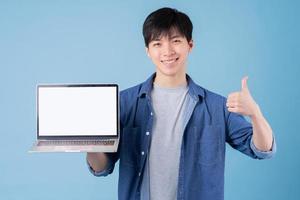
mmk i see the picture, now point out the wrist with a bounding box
[250,104,262,119]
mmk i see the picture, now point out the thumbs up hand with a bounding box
[226,76,260,117]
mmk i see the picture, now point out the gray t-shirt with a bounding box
[147,82,189,200]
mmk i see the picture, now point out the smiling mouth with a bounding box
[161,57,179,64]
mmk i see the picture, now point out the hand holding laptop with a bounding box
[87,152,109,172]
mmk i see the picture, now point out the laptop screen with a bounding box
[37,85,118,137]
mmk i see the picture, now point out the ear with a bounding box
[188,39,194,52]
[145,47,150,57]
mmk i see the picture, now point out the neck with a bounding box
[154,71,187,88]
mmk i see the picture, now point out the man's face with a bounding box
[146,31,193,78]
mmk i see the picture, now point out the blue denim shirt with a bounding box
[88,73,276,200]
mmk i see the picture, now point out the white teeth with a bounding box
[164,59,175,64]
[162,58,178,64]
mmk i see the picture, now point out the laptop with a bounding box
[29,84,119,153]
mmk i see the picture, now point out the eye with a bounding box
[173,39,181,43]
[153,42,161,47]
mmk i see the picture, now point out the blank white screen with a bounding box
[38,86,117,136]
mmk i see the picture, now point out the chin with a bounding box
[158,68,183,77]
[157,64,185,77]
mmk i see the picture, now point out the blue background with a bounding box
[0,0,299,199]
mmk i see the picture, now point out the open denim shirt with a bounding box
[88,73,276,200]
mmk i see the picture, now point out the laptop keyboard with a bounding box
[38,140,115,146]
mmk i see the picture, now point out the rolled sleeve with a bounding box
[250,136,277,159]
[86,155,114,177]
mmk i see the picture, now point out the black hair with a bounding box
[142,7,193,47]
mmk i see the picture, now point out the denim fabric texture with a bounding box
[88,73,276,200]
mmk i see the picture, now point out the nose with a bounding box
[162,42,175,57]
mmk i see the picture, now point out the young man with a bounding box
[87,7,276,200]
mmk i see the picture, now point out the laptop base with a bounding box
[29,140,119,153]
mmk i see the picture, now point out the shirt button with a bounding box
[141,151,145,156]
[138,172,141,176]
[150,112,153,116]
[146,131,150,136]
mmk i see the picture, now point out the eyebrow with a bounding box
[170,35,182,39]
[151,35,182,42]
[152,38,161,42]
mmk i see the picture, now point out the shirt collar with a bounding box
[138,73,205,100]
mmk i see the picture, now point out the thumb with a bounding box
[241,76,249,91]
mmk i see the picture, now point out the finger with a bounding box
[241,76,249,91]
[226,98,238,105]
[228,107,239,113]
[227,96,240,104]
[226,103,235,108]
[226,101,240,108]
[227,97,239,103]
[227,92,240,99]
